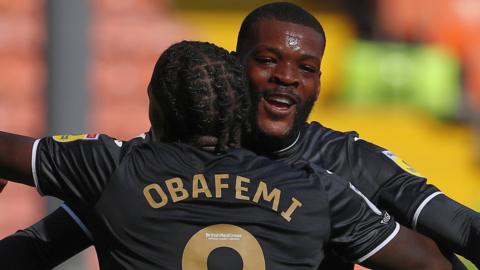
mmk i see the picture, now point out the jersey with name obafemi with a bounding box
[32,134,398,269]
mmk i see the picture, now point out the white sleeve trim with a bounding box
[412,191,443,230]
[31,139,43,196]
[349,182,382,215]
[60,203,94,241]
[356,222,400,263]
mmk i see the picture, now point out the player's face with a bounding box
[241,19,324,139]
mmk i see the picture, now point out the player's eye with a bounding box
[300,64,318,74]
[255,56,276,65]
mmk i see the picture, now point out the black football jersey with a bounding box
[32,134,398,269]
[270,121,441,228]
[264,122,442,269]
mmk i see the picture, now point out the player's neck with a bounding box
[271,131,301,154]
[151,129,219,151]
[246,129,301,155]
[191,135,219,152]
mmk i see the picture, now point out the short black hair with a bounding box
[148,41,250,152]
[236,2,326,54]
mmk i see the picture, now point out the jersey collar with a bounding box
[272,131,301,154]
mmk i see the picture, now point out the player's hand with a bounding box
[0,179,7,193]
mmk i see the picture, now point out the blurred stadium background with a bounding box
[0,0,479,269]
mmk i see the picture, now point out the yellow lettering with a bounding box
[214,174,229,198]
[143,183,169,208]
[192,174,212,199]
[235,175,250,200]
[252,181,281,211]
[165,177,189,203]
[281,197,302,222]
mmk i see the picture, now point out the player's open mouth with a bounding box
[261,93,298,117]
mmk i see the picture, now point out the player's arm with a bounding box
[0,133,129,269]
[32,134,122,203]
[362,225,451,270]
[415,194,480,267]
[0,133,146,269]
[0,131,35,185]
[0,205,92,270]
[0,132,96,268]
[356,139,480,266]
[324,132,478,266]
[0,132,113,200]
[319,170,451,270]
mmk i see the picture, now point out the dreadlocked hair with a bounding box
[148,41,250,152]
[236,2,326,54]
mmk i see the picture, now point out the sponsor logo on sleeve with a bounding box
[381,212,391,224]
[52,134,99,143]
[381,150,424,177]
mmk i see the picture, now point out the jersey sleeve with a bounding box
[0,205,92,270]
[416,193,480,266]
[315,126,480,266]
[360,140,441,228]
[320,131,440,228]
[32,133,122,205]
[318,170,400,263]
